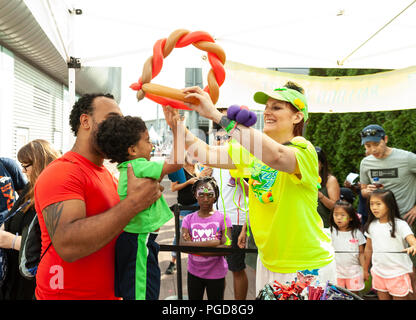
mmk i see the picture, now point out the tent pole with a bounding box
[68,67,76,107]
[67,8,83,107]
[337,0,416,66]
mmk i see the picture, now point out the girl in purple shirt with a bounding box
[181,176,232,300]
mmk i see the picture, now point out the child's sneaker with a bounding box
[227,177,236,187]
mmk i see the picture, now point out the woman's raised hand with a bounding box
[182,86,221,121]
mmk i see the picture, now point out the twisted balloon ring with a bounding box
[130,29,226,110]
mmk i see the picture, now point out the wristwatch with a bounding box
[219,115,232,129]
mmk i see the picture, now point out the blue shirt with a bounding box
[0,157,27,221]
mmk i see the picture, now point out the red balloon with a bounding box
[131,29,226,110]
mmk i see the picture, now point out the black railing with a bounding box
[159,204,258,300]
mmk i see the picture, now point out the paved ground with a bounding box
[158,177,257,300]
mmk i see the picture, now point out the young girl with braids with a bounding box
[180,176,232,300]
[363,189,416,300]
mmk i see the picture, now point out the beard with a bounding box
[89,120,106,158]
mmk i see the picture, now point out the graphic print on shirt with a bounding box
[370,168,398,179]
[191,222,221,242]
[190,221,221,262]
[0,176,15,211]
[249,162,278,204]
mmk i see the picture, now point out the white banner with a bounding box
[216,61,416,113]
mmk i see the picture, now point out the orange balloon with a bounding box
[130,29,226,110]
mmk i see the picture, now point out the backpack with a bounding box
[18,214,51,279]
[0,244,7,287]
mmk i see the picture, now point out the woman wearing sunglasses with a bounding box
[163,81,335,295]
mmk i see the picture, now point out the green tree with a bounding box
[305,68,416,183]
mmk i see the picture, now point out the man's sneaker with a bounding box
[165,262,176,275]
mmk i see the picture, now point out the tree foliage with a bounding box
[305,68,416,184]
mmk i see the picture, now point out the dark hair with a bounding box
[315,146,331,187]
[364,189,402,238]
[330,200,362,237]
[191,176,220,202]
[284,81,307,136]
[69,93,114,136]
[340,187,355,204]
[213,122,222,131]
[96,115,148,163]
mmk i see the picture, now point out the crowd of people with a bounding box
[1,82,416,301]
[314,124,416,300]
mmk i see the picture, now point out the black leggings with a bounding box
[187,272,225,300]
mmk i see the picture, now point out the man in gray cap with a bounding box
[360,124,416,220]
[359,124,416,296]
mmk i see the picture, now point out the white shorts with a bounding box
[255,256,337,296]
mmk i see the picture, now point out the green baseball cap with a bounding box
[253,87,308,121]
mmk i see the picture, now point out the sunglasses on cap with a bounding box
[360,129,384,138]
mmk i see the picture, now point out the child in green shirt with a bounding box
[96,114,183,300]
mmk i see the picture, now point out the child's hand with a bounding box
[214,228,222,241]
[162,105,184,131]
[188,177,198,185]
[200,167,213,177]
[405,246,416,256]
[182,233,192,242]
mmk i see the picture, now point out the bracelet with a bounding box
[218,115,232,130]
[11,233,18,250]
[225,120,237,133]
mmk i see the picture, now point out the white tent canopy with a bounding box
[64,0,416,69]
[148,125,162,144]
[27,0,416,118]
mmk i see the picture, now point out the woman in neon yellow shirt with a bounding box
[164,81,335,295]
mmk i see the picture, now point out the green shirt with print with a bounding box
[228,137,334,273]
[117,158,173,233]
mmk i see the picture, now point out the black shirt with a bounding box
[177,169,198,206]
[0,183,36,300]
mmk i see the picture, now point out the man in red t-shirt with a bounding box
[34,94,162,299]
